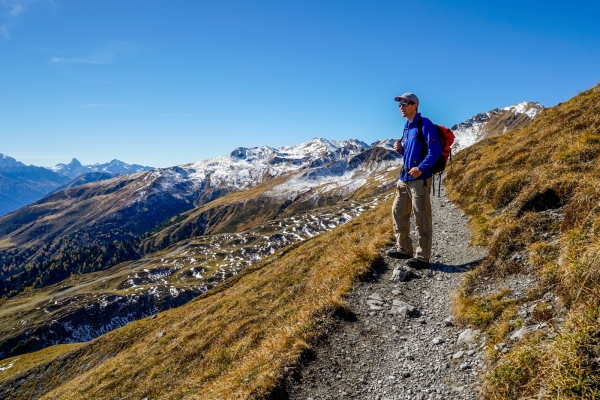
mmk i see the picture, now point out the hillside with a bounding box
[445,84,600,398]
[0,190,391,360]
[0,188,393,399]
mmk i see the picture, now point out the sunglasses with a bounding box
[398,101,414,107]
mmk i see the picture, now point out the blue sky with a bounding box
[1,0,599,168]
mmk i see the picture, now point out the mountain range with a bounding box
[48,158,153,179]
[0,157,153,217]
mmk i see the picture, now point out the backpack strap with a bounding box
[416,118,430,162]
[416,118,441,196]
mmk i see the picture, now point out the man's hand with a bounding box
[408,167,422,178]
[393,140,403,153]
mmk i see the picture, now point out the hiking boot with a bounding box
[405,258,430,270]
[386,249,412,259]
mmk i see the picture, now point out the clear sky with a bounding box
[1,0,599,168]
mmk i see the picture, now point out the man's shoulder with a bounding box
[417,116,436,131]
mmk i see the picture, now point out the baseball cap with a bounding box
[394,92,419,105]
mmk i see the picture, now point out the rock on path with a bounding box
[281,182,488,400]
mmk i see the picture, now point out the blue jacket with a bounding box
[398,113,442,181]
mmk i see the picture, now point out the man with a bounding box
[387,92,442,269]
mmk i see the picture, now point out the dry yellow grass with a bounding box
[0,344,83,383]
[2,195,393,399]
[446,83,600,398]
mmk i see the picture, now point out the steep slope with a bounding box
[0,188,393,400]
[445,84,600,398]
[452,101,544,150]
[0,98,556,398]
[0,191,391,360]
[0,146,400,359]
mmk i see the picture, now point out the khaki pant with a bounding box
[391,178,433,262]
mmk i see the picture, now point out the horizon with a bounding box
[2,1,599,168]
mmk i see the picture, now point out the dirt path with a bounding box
[279,182,488,400]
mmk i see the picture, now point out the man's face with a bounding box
[399,100,417,118]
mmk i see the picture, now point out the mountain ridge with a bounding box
[451,101,544,150]
[0,156,155,218]
[48,158,153,179]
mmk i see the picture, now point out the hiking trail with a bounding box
[281,182,488,400]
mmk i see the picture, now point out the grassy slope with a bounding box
[445,84,600,399]
[0,162,397,358]
[1,195,393,399]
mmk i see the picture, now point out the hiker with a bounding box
[387,92,442,269]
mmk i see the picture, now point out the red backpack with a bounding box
[417,119,455,175]
[417,119,455,196]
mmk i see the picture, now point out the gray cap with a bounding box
[394,92,419,105]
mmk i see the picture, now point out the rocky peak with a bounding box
[0,153,26,168]
[451,101,544,151]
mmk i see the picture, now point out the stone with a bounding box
[467,350,476,356]
[156,331,166,338]
[443,317,454,327]
[369,293,385,301]
[459,363,470,371]
[452,351,464,359]
[494,342,506,351]
[518,308,528,318]
[510,326,528,342]
[432,337,444,345]
[457,329,477,346]
[391,266,407,282]
[388,299,416,317]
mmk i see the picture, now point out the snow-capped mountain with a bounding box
[0,153,26,168]
[174,138,370,193]
[49,158,154,179]
[451,101,544,150]
[371,139,396,150]
[0,138,392,251]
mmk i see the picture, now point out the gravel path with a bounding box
[280,182,488,400]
